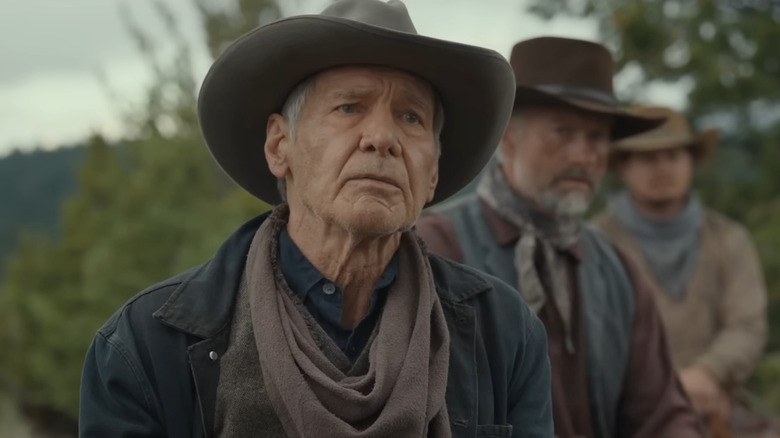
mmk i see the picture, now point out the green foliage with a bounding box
[0,133,268,429]
[528,0,780,412]
[0,0,280,433]
[747,353,780,411]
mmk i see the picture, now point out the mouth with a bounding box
[555,178,593,190]
[350,174,400,188]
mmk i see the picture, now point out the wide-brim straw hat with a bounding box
[197,0,516,206]
[611,105,719,164]
[509,37,664,140]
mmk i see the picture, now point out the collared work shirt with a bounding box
[278,227,398,362]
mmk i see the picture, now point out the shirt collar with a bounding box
[279,227,326,300]
[278,226,400,299]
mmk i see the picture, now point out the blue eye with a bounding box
[404,112,421,124]
[338,104,356,113]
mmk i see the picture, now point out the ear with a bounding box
[264,113,290,179]
[499,119,518,160]
[425,162,439,203]
[615,156,631,182]
[615,154,634,184]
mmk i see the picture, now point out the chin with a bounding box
[643,190,682,204]
[539,189,592,218]
[336,207,409,236]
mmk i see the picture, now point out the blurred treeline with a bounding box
[0,147,84,280]
[0,0,777,436]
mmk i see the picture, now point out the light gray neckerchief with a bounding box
[477,163,580,351]
[609,190,702,297]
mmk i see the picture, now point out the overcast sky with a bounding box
[0,0,685,157]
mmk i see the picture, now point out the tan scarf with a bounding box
[477,163,580,349]
[245,207,452,438]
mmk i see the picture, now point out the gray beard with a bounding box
[534,184,596,219]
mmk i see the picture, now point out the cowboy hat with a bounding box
[509,36,664,140]
[611,105,719,163]
[197,0,516,206]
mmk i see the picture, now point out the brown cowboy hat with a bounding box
[197,0,516,206]
[510,37,664,140]
[611,105,719,164]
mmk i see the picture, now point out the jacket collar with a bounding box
[152,212,271,338]
[427,251,492,303]
[152,210,491,339]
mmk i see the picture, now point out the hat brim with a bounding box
[514,86,664,140]
[610,128,720,164]
[197,15,515,206]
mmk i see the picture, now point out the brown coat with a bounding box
[591,209,768,387]
[415,199,704,438]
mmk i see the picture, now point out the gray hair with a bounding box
[275,76,446,202]
[276,77,316,202]
[280,76,317,139]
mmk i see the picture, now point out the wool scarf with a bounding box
[243,206,452,437]
[609,190,702,297]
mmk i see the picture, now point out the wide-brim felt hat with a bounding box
[509,36,665,140]
[610,105,719,164]
[197,0,516,206]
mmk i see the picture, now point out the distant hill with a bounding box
[0,146,85,278]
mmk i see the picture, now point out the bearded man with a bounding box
[415,37,704,438]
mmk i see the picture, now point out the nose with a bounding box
[358,106,402,157]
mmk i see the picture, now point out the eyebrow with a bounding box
[326,87,434,115]
[401,87,434,115]
[327,88,374,101]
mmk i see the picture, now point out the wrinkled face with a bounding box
[265,66,439,235]
[618,147,693,204]
[500,104,612,217]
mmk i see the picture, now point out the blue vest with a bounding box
[433,194,634,438]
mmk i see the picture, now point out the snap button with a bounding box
[209,351,218,361]
[322,282,336,295]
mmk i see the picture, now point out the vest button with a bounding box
[209,351,219,361]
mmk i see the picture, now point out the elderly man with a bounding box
[592,106,774,436]
[415,37,705,438]
[78,1,553,437]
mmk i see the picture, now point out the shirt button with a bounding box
[322,283,336,295]
[209,351,219,361]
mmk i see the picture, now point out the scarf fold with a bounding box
[245,206,451,438]
[609,190,702,297]
[477,163,580,349]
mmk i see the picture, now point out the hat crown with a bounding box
[511,37,616,104]
[627,106,693,139]
[322,0,417,34]
[611,105,719,162]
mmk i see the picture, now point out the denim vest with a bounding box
[434,194,634,438]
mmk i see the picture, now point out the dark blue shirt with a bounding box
[278,227,398,362]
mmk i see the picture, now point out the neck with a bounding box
[286,205,400,329]
[630,193,688,221]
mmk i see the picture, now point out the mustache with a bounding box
[550,167,596,187]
